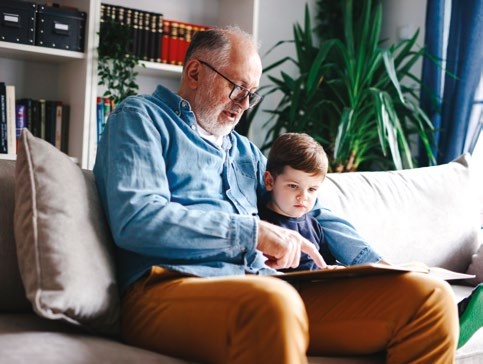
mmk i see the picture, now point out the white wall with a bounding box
[381,0,427,83]
[249,0,317,149]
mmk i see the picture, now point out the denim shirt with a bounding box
[93,85,381,294]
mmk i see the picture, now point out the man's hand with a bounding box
[257,220,327,270]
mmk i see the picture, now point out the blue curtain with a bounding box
[420,0,483,164]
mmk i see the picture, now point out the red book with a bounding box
[161,19,171,64]
[168,21,179,65]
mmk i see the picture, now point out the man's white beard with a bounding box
[194,90,239,137]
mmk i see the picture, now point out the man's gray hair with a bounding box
[183,26,259,69]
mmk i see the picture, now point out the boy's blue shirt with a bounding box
[93,85,381,294]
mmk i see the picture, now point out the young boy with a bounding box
[259,132,337,271]
[261,132,482,347]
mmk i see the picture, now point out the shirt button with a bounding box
[191,125,196,130]
[181,101,188,108]
[175,110,180,115]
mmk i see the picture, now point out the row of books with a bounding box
[100,3,210,66]
[0,82,69,156]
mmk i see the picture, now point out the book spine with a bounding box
[16,104,26,151]
[136,11,144,58]
[39,99,46,141]
[96,96,104,143]
[156,13,163,63]
[0,82,8,154]
[31,100,40,138]
[176,22,186,66]
[169,21,179,65]
[125,8,134,56]
[6,85,16,155]
[18,98,33,131]
[149,13,158,62]
[55,102,63,149]
[45,101,57,145]
[161,19,171,64]
[142,12,151,61]
[61,105,70,153]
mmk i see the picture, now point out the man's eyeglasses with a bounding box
[198,60,263,109]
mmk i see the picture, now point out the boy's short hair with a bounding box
[266,133,328,177]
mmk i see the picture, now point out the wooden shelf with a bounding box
[0,41,85,63]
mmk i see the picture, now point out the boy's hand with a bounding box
[257,220,327,270]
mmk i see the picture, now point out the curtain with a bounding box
[420,0,483,164]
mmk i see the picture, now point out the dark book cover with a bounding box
[30,99,40,137]
[135,11,144,58]
[0,82,8,153]
[156,13,163,63]
[142,11,150,61]
[149,13,158,62]
[45,100,57,145]
[38,99,46,141]
[61,104,70,154]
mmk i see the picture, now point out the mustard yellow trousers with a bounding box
[121,267,458,364]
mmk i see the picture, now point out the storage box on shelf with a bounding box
[0,0,95,168]
[0,0,36,46]
[36,4,86,52]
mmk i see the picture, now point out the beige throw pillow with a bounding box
[14,129,120,336]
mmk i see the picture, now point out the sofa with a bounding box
[0,129,482,363]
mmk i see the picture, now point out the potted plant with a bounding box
[251,0,435,171]
[97,18,142,106]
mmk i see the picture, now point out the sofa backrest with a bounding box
[318,154,481,272]
[0,159,32,312]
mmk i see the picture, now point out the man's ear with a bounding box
[184,59,200,88]
[264,171,274,191]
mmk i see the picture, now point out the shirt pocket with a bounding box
[230,161,259,213]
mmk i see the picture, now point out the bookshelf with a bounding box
[0,0,308,169]
[0,0,96,168]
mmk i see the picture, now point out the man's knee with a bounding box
[238,276,307,325]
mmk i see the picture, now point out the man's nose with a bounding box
[235,94,251,110]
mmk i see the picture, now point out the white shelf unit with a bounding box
[0,0,96,168]
[1,0,308,169]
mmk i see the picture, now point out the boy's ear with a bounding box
[264,171,274,191]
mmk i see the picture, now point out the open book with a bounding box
[274,262,476,282]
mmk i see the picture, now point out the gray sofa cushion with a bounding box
[318,154,481,273]
[13,130,120,336]
[0,159,31,312]
[0,314,191,364]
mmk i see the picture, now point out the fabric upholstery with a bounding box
[0,159,31,312]
[0,314,188,364]
[13,129,120,336]
[466,243,483,284]
[318,154,481,272]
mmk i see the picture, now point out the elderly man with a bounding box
[93,26,458,364]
